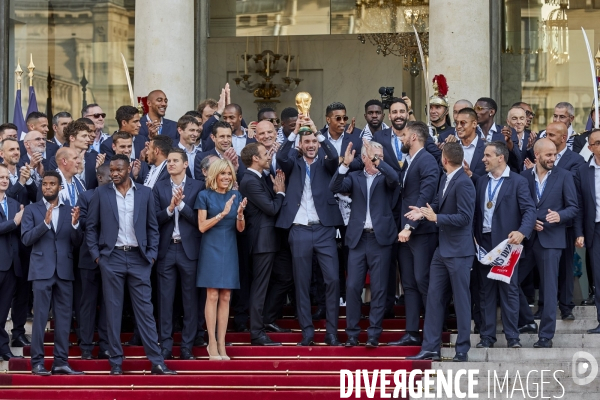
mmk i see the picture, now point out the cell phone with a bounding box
[402,91,406,98]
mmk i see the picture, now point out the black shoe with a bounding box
[388,333,421,346]
[518,322,538,334]
[124,335,142,346]
[97,350,111,359]
[160,348,173,360]
[51,365,84,375]
[80,350,93,360]
[587,324,600,334]
[406,350,441,361]
[396,295,405,305]
[11,334,31,347]
[324,334,343,346]
[312,308,326,320]
[533,338,553,348]
[1,351,23,361]
[235,323,249,333]
[473,325,480,334]
[264,323,292,333]
[345,336,359,347]
[297,336,315,346]
[507,339,522,348]
[193,335,207,347]
[561,312,575,321]
[533,310,541,320]
[180,347,195,360]
[383,310,395,319]
[110,365,123,375]
[251,334,281,346]
[581,294,595,306]
[476,338,494,348]
[31,364,51,376]
[151,364,177,375]
[453,352,468,362]
[365,338,379,348]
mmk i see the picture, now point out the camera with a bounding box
[379,87,406,110]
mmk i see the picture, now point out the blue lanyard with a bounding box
[393,136,403,161]
[1,198,7,219]
[535,178,548,202]
[487,177,504,203]
[67,182,76,206]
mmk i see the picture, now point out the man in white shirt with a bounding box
[176,116,201,178]
[141,135,171,189]
[223,104,252,156]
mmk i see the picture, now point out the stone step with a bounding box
[470,319,597,334]
[440,347,600,363]
[494,305,598,321]
[449,333,600,348]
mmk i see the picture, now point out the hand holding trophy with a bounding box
[295,92,313,134]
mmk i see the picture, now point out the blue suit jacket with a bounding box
[467,138,488,183]
[373,128,441,169]
[521,167,578,249]
[555,148,585,175]
[18,140,59,164]
[135,161,170,186]
[6,170,37,207]
[399,149,439,233]
[575,160,599,248]
[76,190,97,270]
[21,200,83,281]
[138,116,179,141]
[101,134,148,161]
[193,148,247,185]
[0,196,22,276]
[473,171,536,249]
[430,168,476,258]
[49,149,99,190]
[153,178,203,261]
[85,182,159,264]
[276,135,343,229]
[329,160,400,248]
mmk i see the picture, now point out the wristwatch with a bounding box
[213,111,222,118]
[371,154,380,163]
[404,224,414,231]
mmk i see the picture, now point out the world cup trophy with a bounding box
[295,92,313,134]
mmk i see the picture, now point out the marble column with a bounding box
[428,0,491,105]
[134,0,194,119]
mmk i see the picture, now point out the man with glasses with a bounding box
[139,90,179,141]
[475,98,504,143]
[258,108,281,131]
[82,104,110,153]
[538,102,578,151]
[323,102,362,164]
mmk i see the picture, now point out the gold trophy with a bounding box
[295,92,313,134]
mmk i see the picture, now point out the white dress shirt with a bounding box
[589,157,600,222]
[461,135,479,167]
[144,160,167,189]
[114,180,138,247]
[483,165,511,233]
[443,167,461,197]
[178,142,201,179]
[555,146,568,166]
[485,124,498,143]
[403,147,424,184]
[363,168,381,229]
[166,178,186,240]
[43,197,79,230]
[91,132,109,154]
[231,128,249,156]
[533,167,552,203]
[327,131,345,156]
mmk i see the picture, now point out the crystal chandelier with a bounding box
[542,0,569,64]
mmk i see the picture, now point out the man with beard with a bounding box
[22,171,83,375]
[276,107,299,144]
[82,104,110,154]
[20,131,52,186]
[137,135,171,188]
[519,139,578,348]
[176,116,202,178]
[50,112,73,147]
[360,100,388,141]
[475,98,505,143]
[503,106,532,167]
[139,90,179,141]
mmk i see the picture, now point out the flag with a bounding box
[26,84,38,119]
[476,239,523,284]
[12,89,27,135]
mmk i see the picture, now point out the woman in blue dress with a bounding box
[195,159,247,360]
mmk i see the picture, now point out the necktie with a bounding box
[1,198,7,219]
[393,136,404,167]
[74,177,85,195]
[305,161,310,179]
[68,183,76,206]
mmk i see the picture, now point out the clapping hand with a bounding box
[271,170,286,193]
[19,164,31,185]
[420,203,437,223]
[248,121,258,139]
[523,158,535,170]
[147,120,161,139]
[237,197,248,217]
[345,117,356,134]
[343,142,355,167]
[168,187,185,212]
[71,206,80,225]
[502,126,514,151]
[527,132,537,150]
[223,194,236,215]
[131,159,142,179]
[44,204,54,225]
[546,209,560,224]
[96,153,106,169]
[405,206,424,221]
[13,205,24,226]
[223,148,239,171]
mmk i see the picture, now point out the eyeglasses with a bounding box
[525,111,535,118]
[85,113,106,119]
[262,118,281,125]
[590,141,600,147]
[455,120,472,127]
[332,116,349,122]
[474,106,490,112]
[28,137,44,142]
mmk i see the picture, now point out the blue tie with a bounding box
[393,136,403,162]
[1,198,7,220]
[305,162,310,179]
[68,183,76,206]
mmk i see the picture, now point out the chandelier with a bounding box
[542,0,569,64]
[355,0,429,76]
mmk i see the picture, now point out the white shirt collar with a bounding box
[327,131,344,142]
[405,147,424,165]
[178,141,199,153]
[42,197,65,208]
[556,146,568,160]
[446,167,461,182]
[112,179,137,192]
[248,167,263,178]
[487,165,511,180]
[590,157,600,169]
[461,135,479,149]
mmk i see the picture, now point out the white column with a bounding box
[428,0,490,104]
[134,0,194,120]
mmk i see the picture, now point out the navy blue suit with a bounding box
[101,134,148,160]
[138,116,179,141]
[194,148,247,186]
[49,149,99,190]
[85,182,163,366]
[21,200,82,369]
[329,159,399,339]
[421,168,476,354]
[135,161,170,186]
[153,177,203,351]
[466,137,488,183]
[18,140,59,164]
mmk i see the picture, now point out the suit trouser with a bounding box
[250,252,277,339]
[79,268,108,352]
[346,232,391,339]
[386,242,399,313]
[263,244,294,324]
[157,242,198,350]
[477,233,520,342]
[589,223,600,321]
[399,233,437,333]
[99,249,163,366]
[289,224,340,337]
[0,268,17,353]
[518,245,536,327]
[72,265,82,339]
[11,246,31,339]
[31,272,72,368]
[557,227,576,314]
[421,249,473,354]
[196,288,207,338]
[470,266,482,329]
[232,234,251,327]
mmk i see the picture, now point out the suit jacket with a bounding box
[18,140,59,163]
[467,137,488,183]
[6,169,38,207]
[399,149,439,233]
[429,168,476,258]
[21,200,83,281]
[76,190,97,270]
[18,153,52,175]
[329,160,399,249]
[138,116,179,141]
[573,131,592,155]
[276,135,343,229]
[135,161,170,186]
[86,182,159,264]
[153,178,203,261]
[193,148,247,185]
[372,128,442,171]
[481,124,505,142]
[521,167,578,249]
[575,160,600,248]
[49,149,99,190]
[0,196,22,276]
[100,134,149,160]
[555,148,585,175]
[239,170,285,254]
[318,128,364,164]
[473,171,536,249]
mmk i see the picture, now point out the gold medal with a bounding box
[398,160,404,168]
[486,201,493,209]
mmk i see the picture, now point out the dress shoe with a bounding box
[507,339,522,348]
[251,335,281,346]
[1,351,23,361]
[80,350,93,360]
[365,338,379,348]
[388,334,421,346]
[581,294,595,306]
[110,365,123,375]
[97,350,111,359]
[193,335,207,347]
[124,335,142,346]
[180,347,195,360]
[52,365,84,375]
[587,324,600,334]
[235,323,249,333]
[297,336,315,346]
[518,322,538,334]
[561,312,575,321]
[533,310,541,320]
[161,348,173,360]
[11,334,31,347]
[396,295,405,305]
[207,347,222,360]
[453,352,468,362]
[345,336,359,347]
[31,364,51,376]
[264,323,291,333]
[533,338,553,348]
[312,308,326,320]
[406,350,441,361]
[151,364,177,375]
[324,334,343,346]
[476,338,494,348]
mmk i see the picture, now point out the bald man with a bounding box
[38,147,85,206]
[518,138,578,348]
[505,107,532,167]
[139,90,179,141]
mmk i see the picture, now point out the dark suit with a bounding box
[474,171,536,343]
[18,140,59,164]
[85,182,163,366]
[519,167,578,339]
[49,149,99,190]
[480,124,505,143]
[194,148,247,186]
[421,168,476,354]
[329,160,399,339]
[18,153,52,182]
[21,200,82,368]
[0,196,22,354]
[398,149,439,335]
[276,133,342,338]
[100,135,148,160]
[138,116,179,141]
[136,161,170,186]
[464,137,487,183]
[153,177,203,351]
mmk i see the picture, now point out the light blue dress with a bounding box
[194,189,240,289]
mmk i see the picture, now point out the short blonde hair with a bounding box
[205,158,236,191]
